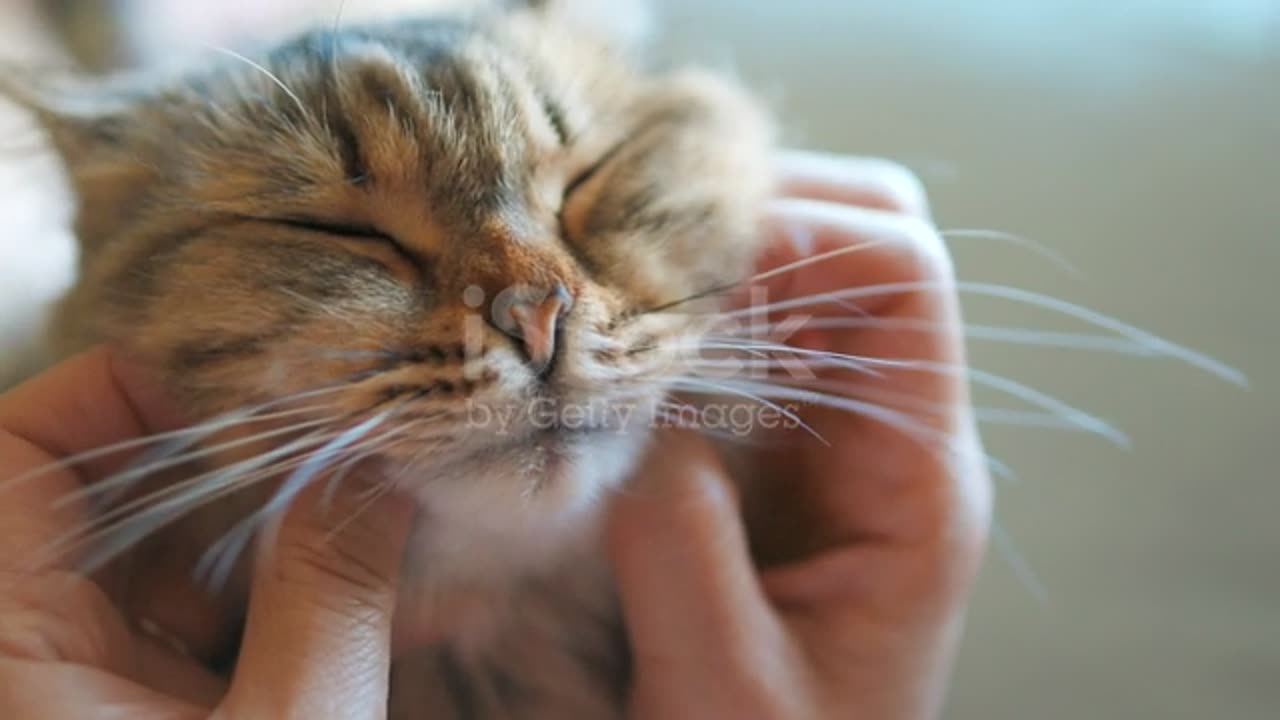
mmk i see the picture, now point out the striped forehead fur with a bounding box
[15,6,776,716]
[25,5,774,413]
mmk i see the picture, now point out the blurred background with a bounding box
[3,1,1277,717]
[662,3,1278,718]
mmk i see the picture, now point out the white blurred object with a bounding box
[0,2,76,386]
[116,0,654,61]
[120,0,439,57]
[117,0,654,62]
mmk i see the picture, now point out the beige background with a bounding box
[2,1,1276,717]
[654,1,1277,718]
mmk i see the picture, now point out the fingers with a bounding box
[745,157,990,600]
[0,347,183,571]
[758,198,976,514]
[607,430,805,717]
[0,659,206,720]
[133,637,227,708]
[0,346,184,480]
[776,150,930,219]
[221,475,414,720]
[0,349,224,713]
[759,197,956,347]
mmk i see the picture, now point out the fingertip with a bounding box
[267,474,416,611]
[226,472,415,717]
[776,150,932,219]
[621,428,735,501]
[608,429,740,551]
[606,430,796,702]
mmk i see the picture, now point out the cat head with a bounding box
[13,3,774,529]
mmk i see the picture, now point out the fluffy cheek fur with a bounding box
[68,218,697,535]
[12,7,779,716]
[561,70,775,305]
[49,92,771,558]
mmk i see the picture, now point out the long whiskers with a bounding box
[636,239,892,318]
[938,228,1080,276]
[728,374,1116,435]
[672,377,1013,480]
[670,377,829,446]
[722,316,1178,356]
[710,280,1245,384]
[53,412,339,511]
[195,408,398,586]
[1,384,352,492]
[689,340,1126,445]
[634,224,1080,322]
[45,425,343,573]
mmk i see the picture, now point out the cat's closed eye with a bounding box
[559,140,632,242]
[271,216,397,245]
[256,215,427,282]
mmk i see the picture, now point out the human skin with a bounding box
[0,153,990,719]
[612,152,992,719]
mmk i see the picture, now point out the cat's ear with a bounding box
[517,0,654,50]
[0,72,161,250]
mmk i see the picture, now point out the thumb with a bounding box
[220,471,414,720]
[607,430,797,714]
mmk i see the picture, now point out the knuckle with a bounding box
[778,150,932,219]
[662,467,740,541]
[890,214,955,283]
[853,157,931,218]
[274,534,396,615]
[913,484,992,598]
[952,495,993,581]
[899,214,951,262]
[0,572,119,665]
[948,429,995,578]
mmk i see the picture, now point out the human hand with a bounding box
[0,347,416,719]
[608,151,992,719]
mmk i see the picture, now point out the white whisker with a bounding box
[721,316,1171,356]
[49,426,344,572]
[993,522,1050,606]
[694,340,881,377]
[687,339,1125,445]
[744,238,890,286]
[939,228,1080,276]
[2,385,349,492]
[56,415,339,510]
[319,412,448,510]
[712,280,1245,385]
[754,375,1118,435]
[670,378,829,446]
[674,377,1015,481]
[206,45,309,119]
[198,410,395,586]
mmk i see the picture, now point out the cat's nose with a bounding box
[498,283,575,373]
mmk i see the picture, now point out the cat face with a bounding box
[26,7,773,524]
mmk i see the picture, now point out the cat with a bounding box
[5,0,774,716]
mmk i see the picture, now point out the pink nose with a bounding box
[500,283,574,373]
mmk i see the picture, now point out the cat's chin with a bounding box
[390,423,651,588]
[422,425,648,515]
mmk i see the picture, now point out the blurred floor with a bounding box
[654,1,1278,718]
